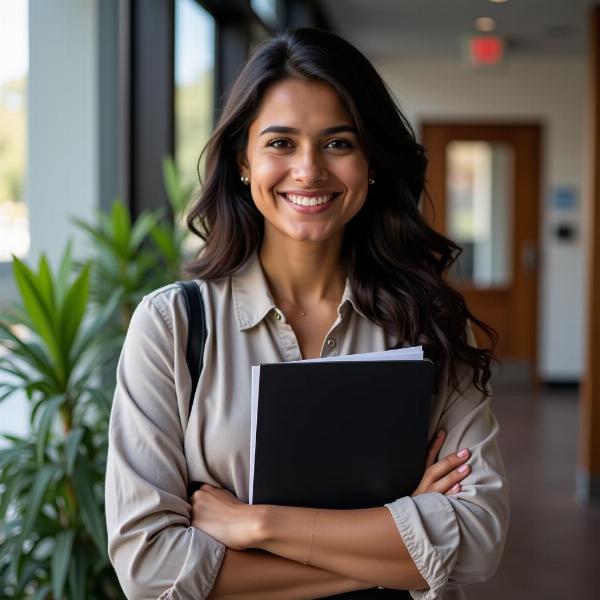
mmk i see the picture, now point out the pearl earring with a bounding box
[240,175,250,185]
[368,177,375,185]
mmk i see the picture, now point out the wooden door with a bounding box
[421,123,540,370]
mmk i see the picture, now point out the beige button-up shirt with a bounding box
[105,253,509,600]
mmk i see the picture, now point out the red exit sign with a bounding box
[469,36,504,66]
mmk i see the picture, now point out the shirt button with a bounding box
[273,310,282,320]
[326,338,337,349]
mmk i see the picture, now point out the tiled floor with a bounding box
[468,385,600,599]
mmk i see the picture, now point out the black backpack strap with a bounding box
[176,280,206,417]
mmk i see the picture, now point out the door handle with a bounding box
[521,241,537,271]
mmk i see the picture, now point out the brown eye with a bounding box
[325,139,353,150]
[267,138,293,149]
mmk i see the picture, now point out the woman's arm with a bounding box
[192,368,508,599]
[193,434,472,592]
[257,390,509,598]
[256,504,426,590]
[105,292,227,599]
[208,549,370,599]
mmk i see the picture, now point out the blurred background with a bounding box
[1,0,599,598]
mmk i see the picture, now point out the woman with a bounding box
[105,28,509,599]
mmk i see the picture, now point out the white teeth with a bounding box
[286,194,334,206]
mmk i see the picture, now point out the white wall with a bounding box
[0,0,100,443]
[375,57,587,381]
[28,0,99,268]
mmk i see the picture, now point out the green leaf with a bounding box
[72,461,106,555]
[0,355,32,382]
[162,155,182,213]
[56,240,74,305]
[35,395,66,465]
[110,201,132,254]
[10,464,59,581]
[13,557,44,596]
[0,440,33,470]
[0,321,58,383]
[21,464,59,539]
[37,255,56,316]
[67,550,87,600]
[31,584,51,600]
[0,384,18,403]
[58,263,90,359]
[0,472,33,520]
[0,432,29,444]
[64,427,84,476]
[129,211,162,252]
[69,288,122,364]
[150,223,178,262]
[11,256,62,373]
[71,217,116,255]
[51,530,74,600]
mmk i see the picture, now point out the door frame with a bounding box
[419,122,542,380]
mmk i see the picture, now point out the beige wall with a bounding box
[375,57,587,381]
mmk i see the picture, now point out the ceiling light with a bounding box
[475,17,496,32]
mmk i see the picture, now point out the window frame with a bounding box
[123,0,330,217]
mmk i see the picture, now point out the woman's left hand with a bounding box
[190,483,261,550]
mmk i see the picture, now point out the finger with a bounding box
[424,448,470,483]
[445,483,461,496]
[430,463,471,495]
[425,431,446,468]
[188,480,208,498]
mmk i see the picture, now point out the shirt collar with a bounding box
[231,252,368,331]
[339,277,368,320]
[231,253,276,331]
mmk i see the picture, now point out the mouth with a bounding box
[278,192,341,207]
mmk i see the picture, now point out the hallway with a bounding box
[469,384,600,599]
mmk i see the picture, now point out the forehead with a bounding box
[249,78,354,134]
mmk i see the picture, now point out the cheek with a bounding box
[333,155,369,191]
[251,155,287,190]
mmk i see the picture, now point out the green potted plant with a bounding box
[0,154,195,598]
[0,246,123,599]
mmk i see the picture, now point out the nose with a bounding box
[292,146,328,185]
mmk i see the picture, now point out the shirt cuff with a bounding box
[159,527,226,600]
[385,494,459,600]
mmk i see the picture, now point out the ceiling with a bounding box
[318,0,595,61]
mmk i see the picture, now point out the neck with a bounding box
[259,228,346,307]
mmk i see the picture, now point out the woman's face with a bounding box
[239,78,371,244]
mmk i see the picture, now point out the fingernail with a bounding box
[452,484,461,492]
[458,464,469,473]
[457,448,469,458]
[437,430,445,438]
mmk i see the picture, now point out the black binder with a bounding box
[250,359,434,509]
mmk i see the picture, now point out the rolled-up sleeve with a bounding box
[105,295,226,599]
[385,362,509,599]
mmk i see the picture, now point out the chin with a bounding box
[286,226,335,243]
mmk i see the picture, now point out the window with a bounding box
[251,0,279,28]
[0,0,29,262]
[446,141,514,287]
[174,0,215,187]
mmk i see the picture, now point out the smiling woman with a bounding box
[240,78,370,245]
[105,28,508,600]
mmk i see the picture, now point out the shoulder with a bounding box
[133,277,232,335]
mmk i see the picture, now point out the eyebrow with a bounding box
[259,125,359,136]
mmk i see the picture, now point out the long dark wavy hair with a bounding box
[185,27,497,396]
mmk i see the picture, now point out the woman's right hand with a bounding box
[411,430,471,497]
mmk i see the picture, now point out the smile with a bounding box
[280,192,340,207]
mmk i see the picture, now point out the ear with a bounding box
[237,153,250,179]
